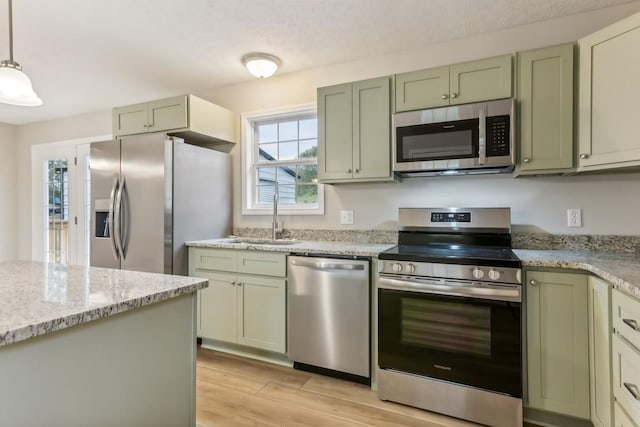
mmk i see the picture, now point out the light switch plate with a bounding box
[340,210,354,225]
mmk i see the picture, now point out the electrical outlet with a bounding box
[340,210,354,225]
[567,209,582,227]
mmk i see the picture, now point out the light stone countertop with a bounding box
[514,249,640,300]
[188,239,640,299]
[186,238,394,257]
[0,261,208,348]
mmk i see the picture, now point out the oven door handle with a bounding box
[378,276,521,303]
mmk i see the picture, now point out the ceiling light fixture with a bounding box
[0,0,42,106]
[242,53,280,79]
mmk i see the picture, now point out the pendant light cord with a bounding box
[8,0,13,62]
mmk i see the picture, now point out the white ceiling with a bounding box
[0,0,634,125]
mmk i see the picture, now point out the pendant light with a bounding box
[0,0,42,106]
[242,53,280,79]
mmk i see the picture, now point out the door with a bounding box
[148,95,187,133]
[578,16,640,169]
[113,102,148,137]
[449,55,512,106]
[589,276,613,427]
[198,271,237,342]
[89,140,121,269]
[318,83,353,181]
[518,44,574,173]
[353,76,392,180]
[378,286,522,397]
[120,134,170,274]
[236,274,286,352]
[395,66,450,112]
[526,270,590,419]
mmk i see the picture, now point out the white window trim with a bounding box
[241,103,324,216]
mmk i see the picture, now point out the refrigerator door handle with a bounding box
[120,177,130,259]
[108,178,120,260]
[114,176,126,260]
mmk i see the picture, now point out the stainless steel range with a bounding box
[377,207,522,427]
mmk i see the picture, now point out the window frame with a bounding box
[241,104,324,215]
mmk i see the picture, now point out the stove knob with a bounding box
[406,263,416,274]
[472,268,485,279]
[392,263,403,273]
[488,269,501,281]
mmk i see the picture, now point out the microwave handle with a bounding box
[478,107,486,165]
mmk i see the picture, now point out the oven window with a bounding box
[396,118,478,163]
[402,298,490,357]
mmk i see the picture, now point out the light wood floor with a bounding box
[196,347,481,427]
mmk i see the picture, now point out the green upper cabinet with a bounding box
[516,43,575,175]
[578,11,640,171]
[395,55,512,112]
[113,94,236,145]
[318,76,393,184]
[526,270,590,420]
[395,66,449,111]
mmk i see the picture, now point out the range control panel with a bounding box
[378,260,522,285]
[431,212,471,223]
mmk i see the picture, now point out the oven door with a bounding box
[378,275,522,398]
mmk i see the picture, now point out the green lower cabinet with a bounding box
[189,248,287,354]
[589,276,613,427]
[526,270,590,419]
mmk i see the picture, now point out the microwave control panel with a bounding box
[486,116,510,156]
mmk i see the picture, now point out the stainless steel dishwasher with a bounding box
[287,255,370,384]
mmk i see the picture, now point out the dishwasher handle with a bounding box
[289,258,365,271]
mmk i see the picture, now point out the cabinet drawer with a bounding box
[615,402,638,427]
[237,251,286,277]
[613,290,640,350]
[190,248,237,272]
[613,334,640,423]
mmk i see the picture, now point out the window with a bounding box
[242,105,323,215]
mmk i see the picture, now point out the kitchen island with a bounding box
[0,261,207,427]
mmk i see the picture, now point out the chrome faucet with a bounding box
[272,189,279,240]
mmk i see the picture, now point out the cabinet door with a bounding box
[578,13,640,170]
[517,44,574,174]
[395,66,449,111]
[148,95,188,133]
[318,83,353,181]
[450,55,512,106]
[198,271,238,343]
[113,102,149,137]
[526,270,590,419]
[352,76,392,180]
[614,402,638,427]
[589,276,613,427]
[236,275,286,353]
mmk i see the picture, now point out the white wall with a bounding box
[199,1,640,237]
[12,2,640,261]
[0,123,17,260]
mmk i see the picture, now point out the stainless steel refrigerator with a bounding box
[90,133,231,275]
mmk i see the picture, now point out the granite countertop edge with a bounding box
[188,240,640,300]
[186,239,394,257]
[0,267,208,348]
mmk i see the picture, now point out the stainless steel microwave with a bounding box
[392,99,515,176]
